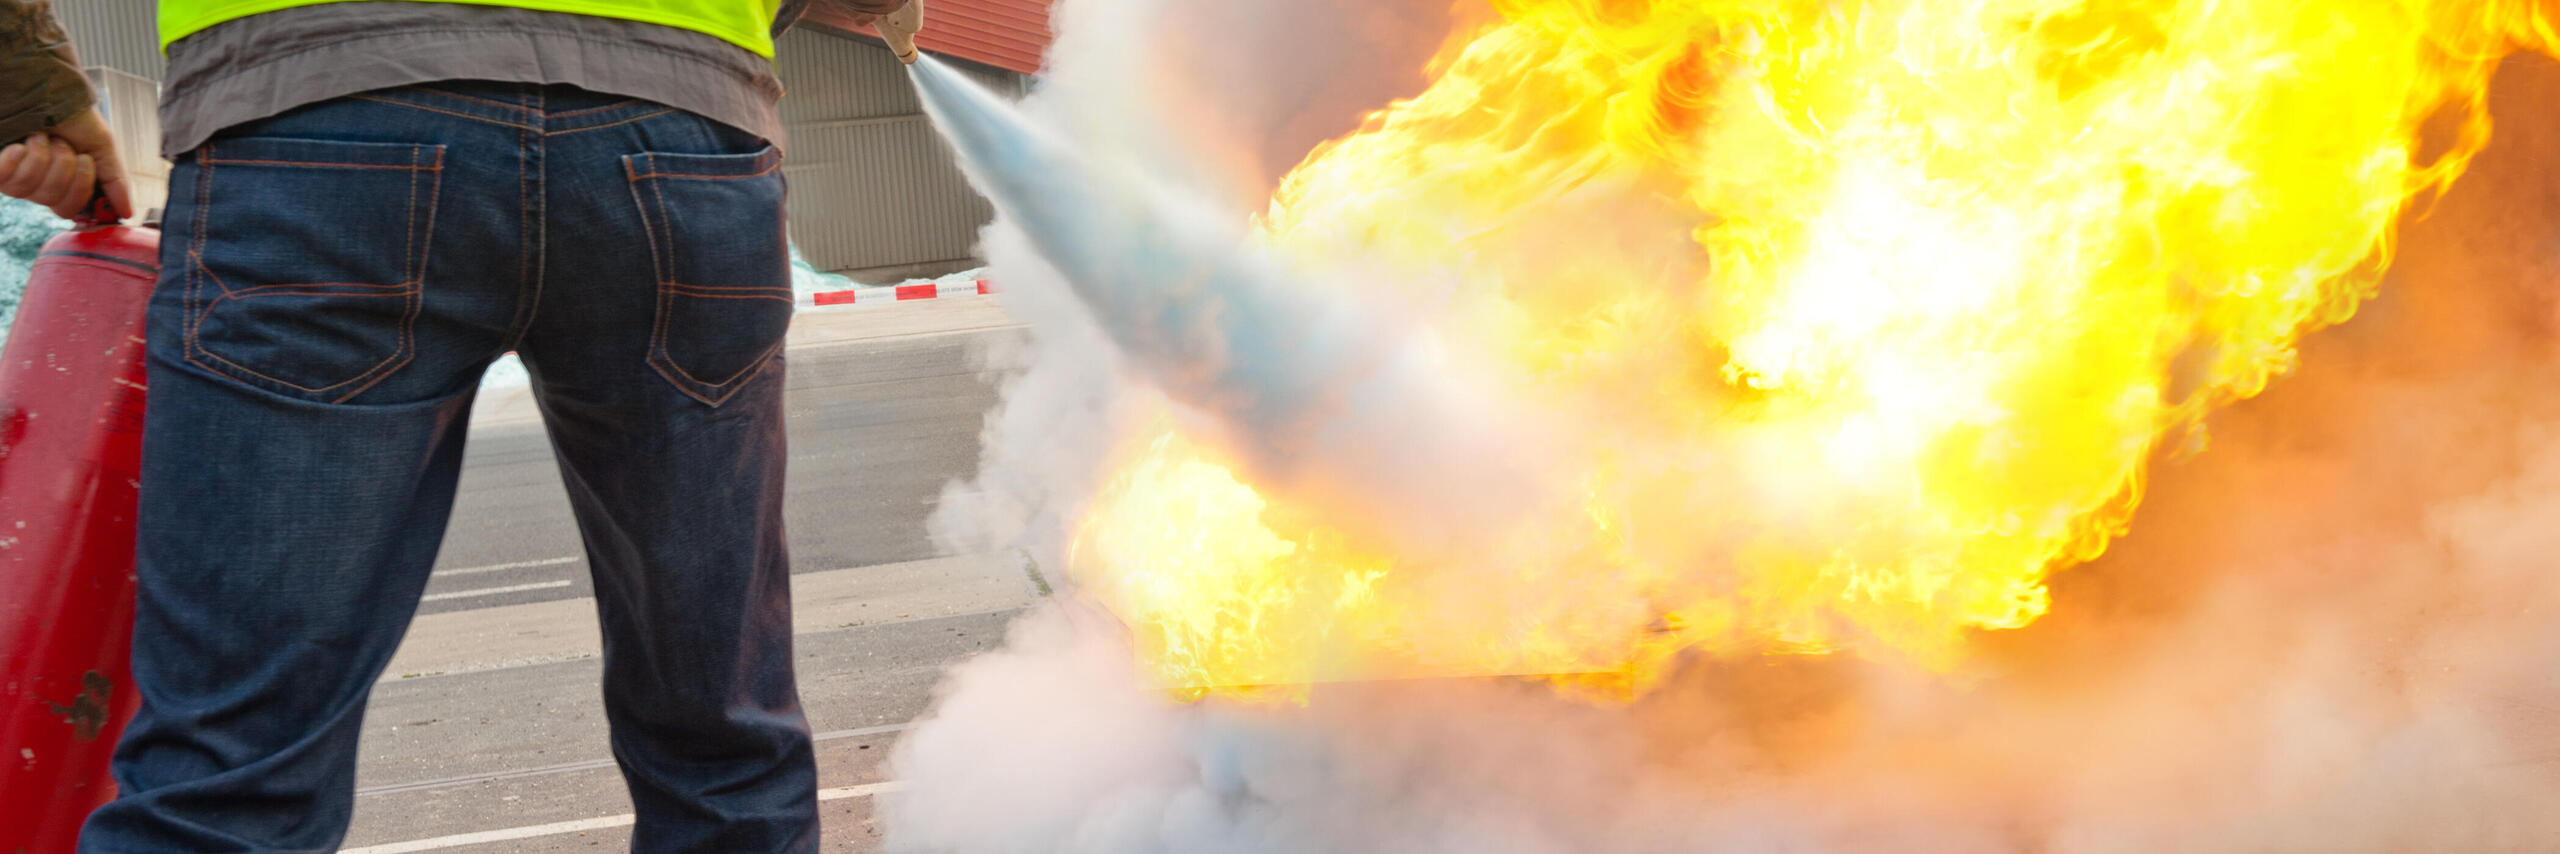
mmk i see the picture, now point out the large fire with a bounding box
[1065,0,2560,698]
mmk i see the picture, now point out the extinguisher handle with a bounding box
[71,182,120,228]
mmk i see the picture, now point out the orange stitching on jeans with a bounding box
[183,138,435,400]
[626,157,669,286]
[502,116,536,348]
[365,147,440,403]
[546,109,680,137]
[650,359,722,406]
[183,270,407,395]
[626,161,785,181]
[188,259,402,392]
[196,158,440,171]
[179,140,434,400]
[227,282,416,297]
[656,302,786,388]
[547,100,646,119]
[414,151,442,305]
[331,352,414,404]
[187,281,413,394]
[404,86,538,112]
[648,338,785,408]
[349,95,540,132]
[356,90,538,119]
[185,150,215,358]
[197,278,233,315]
[403,147,420,292]
[502,93,549,356]
[697,339,788,406]
[647,167,690,387]
[176,152,340,393]
[191,350,373,394]
[627,151,790,401]
[219,287,418,300]
[627,154,700,399]
[191,251,237,296]
[626,156,674,373]
[641,174,777,391]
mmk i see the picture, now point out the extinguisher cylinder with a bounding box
[0,223,160,851]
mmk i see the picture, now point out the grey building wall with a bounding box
[58,0,170,217]
[775,28,1026,279]
[55,0,165,80]
[84,67,169,215]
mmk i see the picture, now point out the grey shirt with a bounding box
[159,2,787,159]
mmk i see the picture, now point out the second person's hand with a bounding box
[0,109,134,221]
[830,0,922,64]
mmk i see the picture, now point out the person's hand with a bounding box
[0,109,133,221]
[830,0,919,62]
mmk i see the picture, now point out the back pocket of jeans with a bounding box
[183,137,443,402]
[624,148,794,406]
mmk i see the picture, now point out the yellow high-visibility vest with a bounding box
[160,0,786,58]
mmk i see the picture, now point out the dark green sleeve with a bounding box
[0,0,92,142]
[774,0,811,37]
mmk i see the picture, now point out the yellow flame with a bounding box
[1070,0,2560,698]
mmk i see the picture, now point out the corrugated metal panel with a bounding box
[58,0,169,219]
[953,56,1032,98]
[775,28,922,124]
[774,25,1024,124]
[56,0,164,80]
[778,31,1025,275]
[803,0,1052,74]
[84,67,169,217]
[783,115,992,273]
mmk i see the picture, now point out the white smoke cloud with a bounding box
[899,1,2560,849]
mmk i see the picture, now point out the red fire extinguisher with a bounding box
[0,195,158,851]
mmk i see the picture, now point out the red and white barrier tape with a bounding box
[809,280,995,307]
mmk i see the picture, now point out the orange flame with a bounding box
[1069,0,2560,699]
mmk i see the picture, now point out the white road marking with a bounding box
[337,814,633,854]
[434,556,579,577]
[817,782,903,801]
[338,782,905,853]
[381,556,1032,683]
[354,723,914,797]
[418,580,572,603]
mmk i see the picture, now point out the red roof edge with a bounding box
[800,1,1052,75]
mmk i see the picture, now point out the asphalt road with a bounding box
[416,321,1022,615]
[339,305,1046,851]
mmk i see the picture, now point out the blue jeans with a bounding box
[79,83,816,852]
